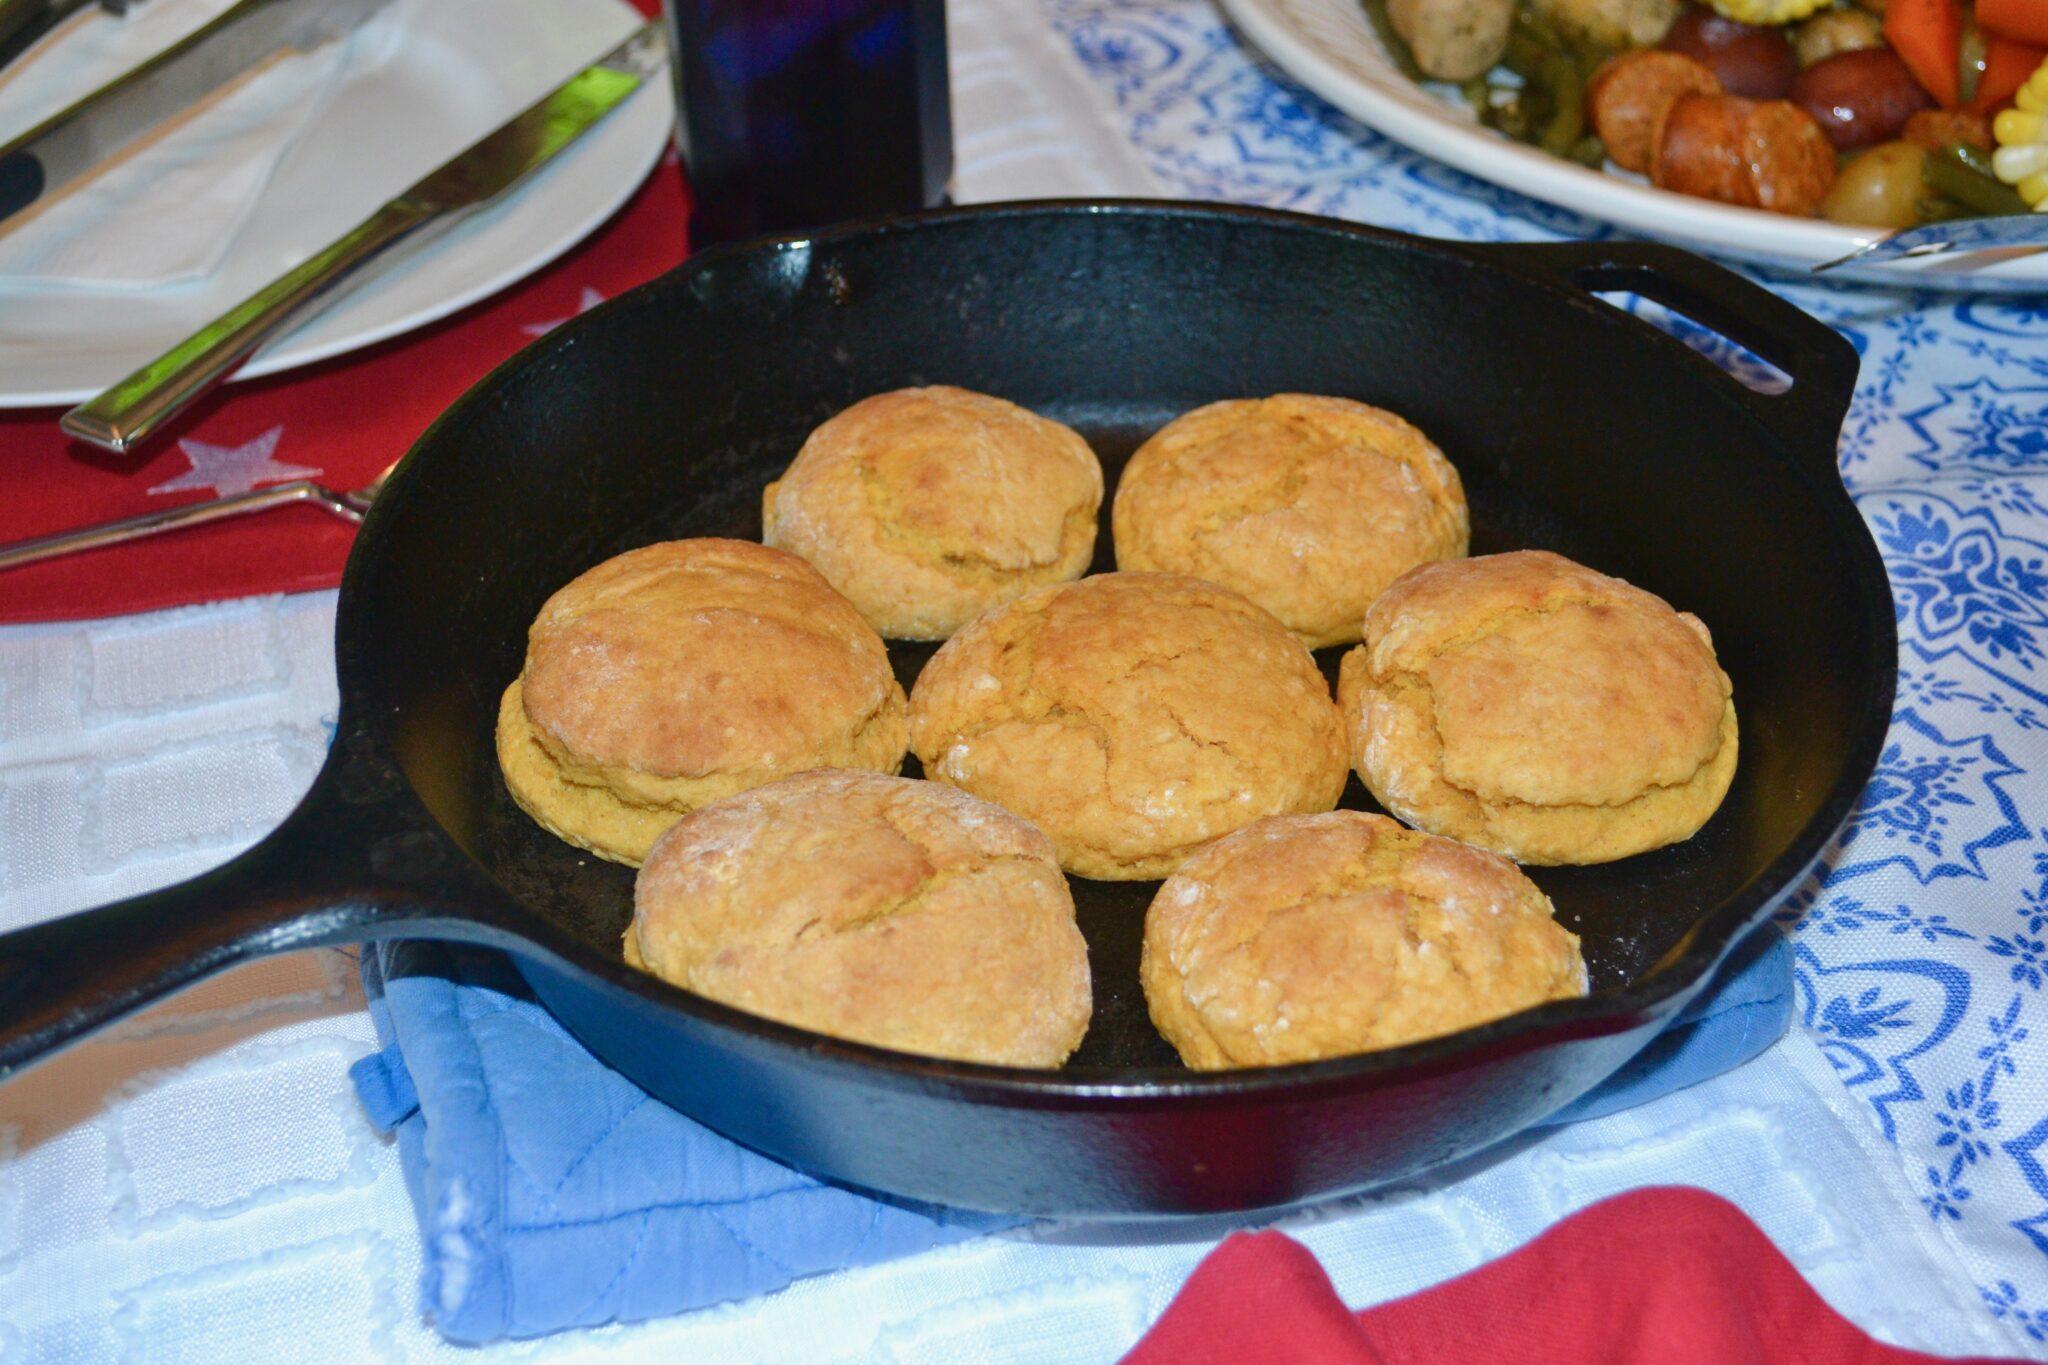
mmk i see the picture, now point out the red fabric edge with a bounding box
[1123,1187,2026,1365]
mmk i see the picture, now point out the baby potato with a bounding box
[1792,48,1933,150]
[1822,140,1928,226]
[1661,7,1799,98]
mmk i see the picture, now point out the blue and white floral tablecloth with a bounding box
[1047,0,2048,1334]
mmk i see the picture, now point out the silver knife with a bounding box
[0,0,394,226]
[1812,211,2048,274]
[60,20,665,454]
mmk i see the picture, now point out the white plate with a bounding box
[0,0,671,407]
[1219,0,2048,290]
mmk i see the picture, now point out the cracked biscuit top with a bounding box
[1337,550,1737,865]
[907,571,1349,881]
[500,539,906,865]
[1113,395,1469,648]
[762,386,1104,640]
[1141,811,1587,1069]
[626,770,1092,1067]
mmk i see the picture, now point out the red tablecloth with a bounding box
[1125,1186,2022,1365]
[0,49,685,625]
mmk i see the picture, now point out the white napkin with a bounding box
[0,0,389,291]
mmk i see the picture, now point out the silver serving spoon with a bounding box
[1812,210,2048,273]
[0,460,394,572]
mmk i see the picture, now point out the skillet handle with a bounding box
[1491,240,1860,474]
[0,756,515,1082]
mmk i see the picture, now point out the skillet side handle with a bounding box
[0,784,499,1083]
[0,851,338,1080]
[1491,240,1860,476]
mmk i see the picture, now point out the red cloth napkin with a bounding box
[1125,1186,2022,1365]
[0,58,684,625]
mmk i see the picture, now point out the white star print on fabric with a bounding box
[146,426,320,499]
[521,286,606,337]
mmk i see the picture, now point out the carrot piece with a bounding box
[1974,34,2048,108]
[1885,0,1965,106]
[1977,0,2048,46]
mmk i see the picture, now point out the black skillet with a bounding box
[0,202,1894,1217]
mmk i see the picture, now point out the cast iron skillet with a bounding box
[0,202,1894,1217]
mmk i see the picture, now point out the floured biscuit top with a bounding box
[627,770,1092,1067]
[1142,810,1588,1069]
[907,571,1349,880]
[763,386,1103,640]
[1338,550,1737,865]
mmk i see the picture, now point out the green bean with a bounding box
[1922,144,2029,217]
[1569,133,1607,167]
[1503,29,1547,78]
[1538,50,1586,156]
[1913,195,1973,224]
[1519,9,1567,50]
[1359,0,1425,82]
[1576,45,1613,86]
[1490,91,1540,141]
[1958,14,1987,109]
[1951,141,2002,180]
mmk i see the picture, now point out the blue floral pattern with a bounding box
[1044,0,2048,1327]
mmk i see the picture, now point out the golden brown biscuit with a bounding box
[762,386,1104,640]
[907,572,1349,880]
[626,770,1092,1067]
[498,539,906,865]
[1112,395,1468,648]
[1142,811,1587,1069]
[1336,550,1737,865]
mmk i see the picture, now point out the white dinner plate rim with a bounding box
[1217,0,2048,290]
[0,0,672,409]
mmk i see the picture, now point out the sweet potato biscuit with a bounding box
[1142,810,1588,1069]
[1112,395,1468,648]
[1337,550,1737,865]
[626,770,1092,1067]
[763,386,1103,639]
[908,571,1349,880]
[498,539,906,865]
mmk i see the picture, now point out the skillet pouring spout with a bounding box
[0,201,1892,1214]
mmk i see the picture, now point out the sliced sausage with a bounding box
[1901,106,1993,151]
[1652,93,1838,215]
[1589,49,1724,172]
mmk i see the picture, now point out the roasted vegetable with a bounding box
[1979,0,2048,46]
[1823,139,1932,221]
[1527,0,1681,49]
[1653,93,1838,211]
[1662,8,1801,96]
[1387,0,1518,78]
[1976,36,2048,110]
[1362,0,1430,78]
[1992,53,2048,205]
[1885,0,1965,105]
[1794,8,1886,66]
[1589,49,1725,169]
[1793,48,1935,147]
[1959,9,1989,103]
[1929,136,2035,207]
[1903,104,1994,145]
[1705,0,1829,25]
